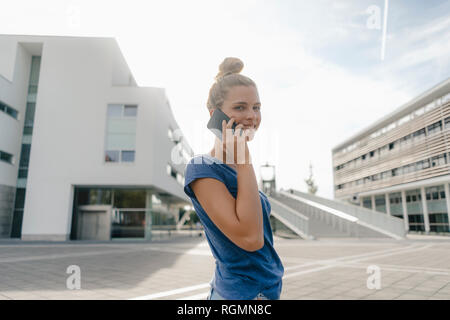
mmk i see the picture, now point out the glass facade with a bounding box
[389,192,403,218]
[359,184,450,233]
[426,185,449,232]
[362,196,372,209]
[71,188,179,240]
[11,56,41,238]
[405,189,426,232]
[375,195,386,213]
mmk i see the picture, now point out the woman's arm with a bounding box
[190,159,264,252]
[235,163,264,249]
[190,117,264,252]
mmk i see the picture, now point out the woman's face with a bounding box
[209,85,261,140]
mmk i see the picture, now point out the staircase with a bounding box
[268,189,406,240]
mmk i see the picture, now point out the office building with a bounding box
[332,79,450,233]
[0,34,193,241]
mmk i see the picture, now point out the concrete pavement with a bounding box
[0,233,449,300]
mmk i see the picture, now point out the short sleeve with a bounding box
[260,191,271,215]
[183,156,227,199]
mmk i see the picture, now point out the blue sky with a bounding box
[1,0,449,199]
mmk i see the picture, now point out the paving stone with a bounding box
[0,236,449,300]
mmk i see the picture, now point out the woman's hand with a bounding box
[222,118,252,165]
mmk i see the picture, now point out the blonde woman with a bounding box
[183,57,284,300]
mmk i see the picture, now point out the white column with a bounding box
[420,187,430,233]
[401,190,409,232]
[371,195,376,211]
[385,193,391,216]
[445,183,450,232]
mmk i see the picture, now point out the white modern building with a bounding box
[0,34,194,241]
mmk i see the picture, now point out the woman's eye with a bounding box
[254,106,261,111]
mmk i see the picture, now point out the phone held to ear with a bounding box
[207,108,238,141]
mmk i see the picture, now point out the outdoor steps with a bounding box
[270,193,390,239]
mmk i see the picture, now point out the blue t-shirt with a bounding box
[183,154,284,300]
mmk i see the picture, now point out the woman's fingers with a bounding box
[233,123,244,138]
[219,117,251,164]
[226,117,235,129]
[222,120,226,143]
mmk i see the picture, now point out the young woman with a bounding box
[183,57,284,300]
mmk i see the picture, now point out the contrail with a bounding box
[381,0,389,60]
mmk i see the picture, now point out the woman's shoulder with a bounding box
[185,154,224,178]
[187,154,217,166]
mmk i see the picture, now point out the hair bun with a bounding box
[215,57,244,81]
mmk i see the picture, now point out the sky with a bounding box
[1,0,449,199]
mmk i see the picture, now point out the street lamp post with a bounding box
[260,163,276,196]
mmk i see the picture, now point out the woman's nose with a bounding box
[246,109,258,120]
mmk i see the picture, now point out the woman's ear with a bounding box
[209,109,214,117]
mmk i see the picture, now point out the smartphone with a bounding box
[207,108,238,141]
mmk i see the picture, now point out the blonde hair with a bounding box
[207,57,256,111]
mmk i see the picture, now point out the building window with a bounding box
[406,189,421,203]
[389,192,402,204]
[176,173,183,184]
[105,150,120,162]
[121,150,135,162]
[429,214,449,233]
[391,168,398,177]
[381,171,391,180]
[0,150,14,164]
[403,163,414,174]
[166,164,177,179]
[107,104,122,117]
[399,134,412,149]
[412,128,426,142]
[427,121,442,136]
[375,195,386,213]
[0,100,19,120]
[362,197,372,209]
[445,117,450,130]
[409,214,425,231]
[105,104,137,163]
[416,159,430,171]
[431,153,447,167]
[426,186,445,201]
[379,145,388,156]
[123,105,137,117]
